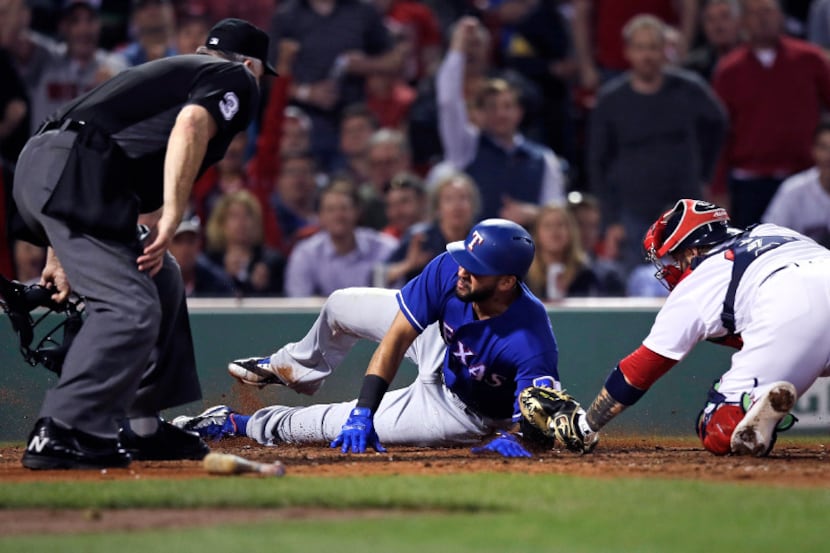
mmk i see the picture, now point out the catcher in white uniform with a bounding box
[539,199,830,457]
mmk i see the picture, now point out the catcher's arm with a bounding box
[585,346,677,432]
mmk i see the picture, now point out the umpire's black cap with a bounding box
[205,18,278,76]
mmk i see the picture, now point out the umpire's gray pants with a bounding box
[13,129,201,438]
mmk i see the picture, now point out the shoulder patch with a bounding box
[219,91,239,121]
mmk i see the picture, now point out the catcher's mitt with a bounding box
[519,386,598,453]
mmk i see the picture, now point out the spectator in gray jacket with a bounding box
[588,14,727,272]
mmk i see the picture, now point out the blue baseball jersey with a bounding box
[396,252,560,421]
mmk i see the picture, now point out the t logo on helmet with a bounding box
[467,230,485,251]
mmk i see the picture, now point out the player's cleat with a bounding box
[228,357,287,388]
[21,417,131,470]
[730,382,797,457]
[172,405,244,441]
[119,420,210,461]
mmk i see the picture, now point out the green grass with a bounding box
[1,473,828,553]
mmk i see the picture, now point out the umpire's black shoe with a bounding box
[119,420,210,461]
[21,418,131,470]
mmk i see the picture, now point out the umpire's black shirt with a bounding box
[40,54,258,240]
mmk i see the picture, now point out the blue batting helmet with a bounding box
[446,218,535,277]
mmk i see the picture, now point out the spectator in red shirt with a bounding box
[712,0,830,228]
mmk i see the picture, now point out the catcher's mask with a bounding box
[642,199,740,290]
[0,274,84,376]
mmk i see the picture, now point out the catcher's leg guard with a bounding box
[696,403,744,456]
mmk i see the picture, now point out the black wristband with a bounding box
[356,374,390,413]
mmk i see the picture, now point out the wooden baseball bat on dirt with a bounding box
[203,452,286,477]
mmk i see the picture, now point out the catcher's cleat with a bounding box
[22,418,131,470]
[172,405,242,441]
[228,357,287,388]
[119,420,209,461]
[730,381,797,457]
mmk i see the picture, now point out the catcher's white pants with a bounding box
[246,288,499,445]
[715,260,830,402]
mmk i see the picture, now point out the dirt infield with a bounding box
[1,435,828,535]
[2,435,828,485]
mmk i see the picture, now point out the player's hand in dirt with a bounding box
[471,432,532,458]
[330,407,386,454]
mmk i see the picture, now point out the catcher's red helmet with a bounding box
[643,199,741,290]
[643,199,735,259]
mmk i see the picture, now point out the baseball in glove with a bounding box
[519,386,599,453]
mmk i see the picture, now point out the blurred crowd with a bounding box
[2,0,830,301]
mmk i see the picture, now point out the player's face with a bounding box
[455,266,499,303]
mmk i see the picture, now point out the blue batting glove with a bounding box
[330,407,387,454]
[471,432,532,458]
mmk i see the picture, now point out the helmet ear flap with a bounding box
[643,212,669,260]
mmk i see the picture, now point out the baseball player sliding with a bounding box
[529,199,830,457]
[175,219,562,458]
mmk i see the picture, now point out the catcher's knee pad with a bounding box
[696,403,744,455]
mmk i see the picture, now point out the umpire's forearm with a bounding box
[162,105,215,227]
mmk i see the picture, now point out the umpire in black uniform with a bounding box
[12,18,277,469]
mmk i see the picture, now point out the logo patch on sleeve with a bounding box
[219,92,239,121]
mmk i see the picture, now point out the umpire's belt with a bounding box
[36,118,86,135]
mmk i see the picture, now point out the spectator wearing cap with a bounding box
[380,172,426,239]
[119,0,176,66]
[168,215,236,297]
[283,178,398,297]
[268,0,403,170]
[436,16,565,227]
[27,0,127,133]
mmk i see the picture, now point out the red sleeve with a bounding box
[250,75,292,187]
[618,345,677,390]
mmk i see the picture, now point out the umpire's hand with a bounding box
[137,217,175,276]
